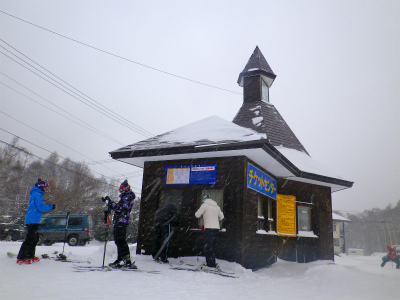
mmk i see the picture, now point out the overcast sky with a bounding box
[0,0,399,214]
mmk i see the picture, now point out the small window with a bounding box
[297,206,311,231]
[257,196,275,232]
[262,79,269,103]
[68,217,83,226]
[257,196,265,231]
[51,218,66,226]
[159,189,183,214]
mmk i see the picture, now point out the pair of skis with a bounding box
[153,229,237,278]
[169,264,237,278]
[73,265,160,273]
[7,251,90,264]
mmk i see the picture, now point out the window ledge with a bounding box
[297,231,318,238]
[189,228,226,232]
[256,230,278,235]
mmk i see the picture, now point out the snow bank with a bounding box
[0,241,399,300]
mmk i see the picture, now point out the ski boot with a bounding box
[32,257,40,263]
[109,259,123,268]
[17,258,33,265]
[123,259,138,269]
[200,263,220,273]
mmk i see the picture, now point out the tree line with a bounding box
[337,200,400,255]
[0,138,140,242]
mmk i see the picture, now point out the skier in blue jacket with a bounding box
[17,178,55,264]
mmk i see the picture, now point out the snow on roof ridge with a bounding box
[158,115,267,144]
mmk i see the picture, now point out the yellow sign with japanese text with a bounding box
[277,194,296,236]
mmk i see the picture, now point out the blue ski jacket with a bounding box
[24,186,53,225]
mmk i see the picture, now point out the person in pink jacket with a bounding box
[195,195,224,270]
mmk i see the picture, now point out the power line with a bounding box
[0,10,242,95]
[0,138,122,191]
[0,44,154,138]
[0,124,142,192]
[0,137,142,195]
[0,77,125,146]
[0,39,155,138]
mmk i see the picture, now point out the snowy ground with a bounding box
[1,241,399,300]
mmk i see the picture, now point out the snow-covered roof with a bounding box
[332,212,351,222]
[111,116,266,152]
[110,116,353,192]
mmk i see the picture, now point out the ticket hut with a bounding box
[110,47,353,269]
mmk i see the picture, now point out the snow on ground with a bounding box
[0,241,399,300]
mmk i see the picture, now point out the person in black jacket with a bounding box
[102,179,136,269]
[152,203,178,263]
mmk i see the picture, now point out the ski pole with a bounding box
[60,212,70,259]
[154,228,174,261]
[102,206,111,268]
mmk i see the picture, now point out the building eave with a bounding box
[110,140,353,192]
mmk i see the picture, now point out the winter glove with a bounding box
[101,196,112,206]
[51,204,56,210]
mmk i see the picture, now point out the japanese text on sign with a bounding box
[277,194,296,236]
[247,163,277,199]
[165,164,217,185]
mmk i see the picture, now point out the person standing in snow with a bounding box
[195,195,224,270]
[102,179,136,269]
[17,178,56,264]
[381,246,400,269]
[152,203,179,263]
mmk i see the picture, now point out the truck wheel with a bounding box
[5,234,12,241]
[67,235,79,246]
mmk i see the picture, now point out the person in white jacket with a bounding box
[195,195,224,269]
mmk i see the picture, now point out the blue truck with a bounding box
[37,214,94,246]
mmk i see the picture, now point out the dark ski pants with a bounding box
[113,223,130,261]
[18,224,39,260]
[381,257,400,269]
[204,229,219,268]
[152,222,171,262]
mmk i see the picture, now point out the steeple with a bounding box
[237,46,276,104]
[233,46,309,155]
[237,46,276,88]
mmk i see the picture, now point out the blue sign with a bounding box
[165,164,217,185]
[247,163,277,199]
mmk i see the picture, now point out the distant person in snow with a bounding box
[17,178,56,265]
[102,179,136,269]
[381,246,400,269]
[195,195,224,271]
[152,203,179,263]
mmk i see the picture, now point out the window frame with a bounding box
[257,195,276,234]
[195,189,224,229]
[297,205,312,232]
[261,79,269,103]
